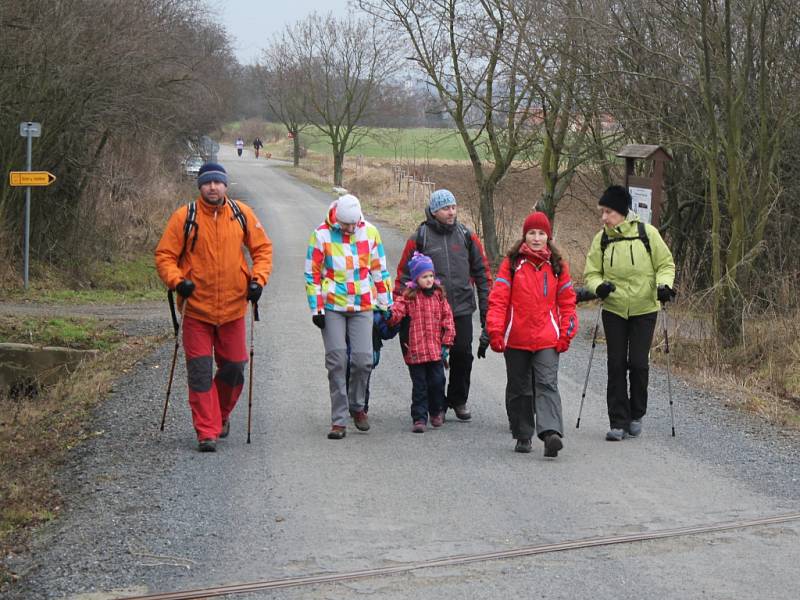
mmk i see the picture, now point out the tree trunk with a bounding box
[478,180,499,264]
[292,131,301,167]
[333,151,344,187]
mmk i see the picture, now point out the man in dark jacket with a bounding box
[394,189,492,421]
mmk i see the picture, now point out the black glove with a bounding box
[575,286,597,303]
[477,328,490,359]
[657,284,676,303]
[247,281,263,303]
[595,281,616,300]
[312,314,326,330]
[176,279,195,298]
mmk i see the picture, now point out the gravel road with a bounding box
[5,145,798,600]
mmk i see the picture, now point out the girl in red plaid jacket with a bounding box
[389,252,456,433]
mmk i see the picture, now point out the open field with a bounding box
[225,121,475,161]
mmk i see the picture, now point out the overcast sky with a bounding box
[217,0,355,65]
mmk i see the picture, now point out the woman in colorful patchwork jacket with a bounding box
[304,194,393,440]
[485,211,578,457]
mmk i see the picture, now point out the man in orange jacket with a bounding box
[155,162,273,452]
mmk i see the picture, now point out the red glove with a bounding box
[489,334,505,353]
[555,338,570,353]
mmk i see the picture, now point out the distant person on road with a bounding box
[389,252,455,433]
[394,189,492,422]
[235,136,244,157]
[485,212,577,457]
[253,137,263,159]
[155,162,273,452]
[583,185,676,442]
[305,194,393,440]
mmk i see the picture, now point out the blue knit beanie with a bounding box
[197,162,228,188]
[408,251,435,283]
[429,189,457,213]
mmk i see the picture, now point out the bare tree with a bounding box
[585,0,800,345]
[259,36,312,167]
[0,0,236,270]
[280,12,398,186]
[359,0,541,261]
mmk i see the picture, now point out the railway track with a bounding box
[119,511,800,600]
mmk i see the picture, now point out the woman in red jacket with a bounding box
[486,212,578,456]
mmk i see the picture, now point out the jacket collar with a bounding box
[605,214,641,237]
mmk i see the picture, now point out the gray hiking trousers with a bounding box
[504,347,564,441]
[321,310,373,427]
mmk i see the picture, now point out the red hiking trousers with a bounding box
[182,316,247,441]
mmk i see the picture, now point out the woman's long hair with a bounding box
[506,239,564,277]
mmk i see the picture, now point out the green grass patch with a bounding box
[1,253,164,304]
[0,316,124,351]
[293,127,472,161]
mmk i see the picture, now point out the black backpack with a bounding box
[178,199,247,263]
[600,221,650,271]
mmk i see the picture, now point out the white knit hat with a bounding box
[336,194,362,224]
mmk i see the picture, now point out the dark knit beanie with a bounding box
[522,211,552,239]
[197,162,228,188]
[598,185,630,217]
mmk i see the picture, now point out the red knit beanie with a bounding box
[522,211,552,238]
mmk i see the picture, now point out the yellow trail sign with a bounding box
[9,171,56,187]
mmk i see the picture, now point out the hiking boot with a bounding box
[327,425,346,440]
[430,413,444,428]
[412,420,426,433]
[514,438,532,453]
[628,419,643,437]
[353,410,370,432]
[198,439,217,452]
[453,404,472,421]
[219,419,230,439]
[605,428,627,441]
[543,433,563,458]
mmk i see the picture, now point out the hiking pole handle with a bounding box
[161,299,188,431]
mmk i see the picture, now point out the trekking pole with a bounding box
[662,303,676,437]
[247,301,259,444]
[576,303,602,429]
[161,294,187,431]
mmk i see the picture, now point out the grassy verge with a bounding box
[1,255,164,304]
[0,252,167,587]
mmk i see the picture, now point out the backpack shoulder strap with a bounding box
[638,221,651,254]
[179,202,198,262]
[457,222,474,251]
[415,222,427,253]
[228,199,248,238]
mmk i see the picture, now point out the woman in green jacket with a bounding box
[583,186,676,441]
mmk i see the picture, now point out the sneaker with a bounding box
[219,419,230,439]
[198,439,217,452]
[353,410,370,432]
[514,438,532,453]
[605,428,627,441]
[453,404,472,421]
[327,425,346,440]
[412,420,426,433]
[628,419,643,437]
[543,433,563,458]
[430,413,444,428]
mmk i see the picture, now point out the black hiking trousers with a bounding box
[602,310,657,431]
[446,314,474,409]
